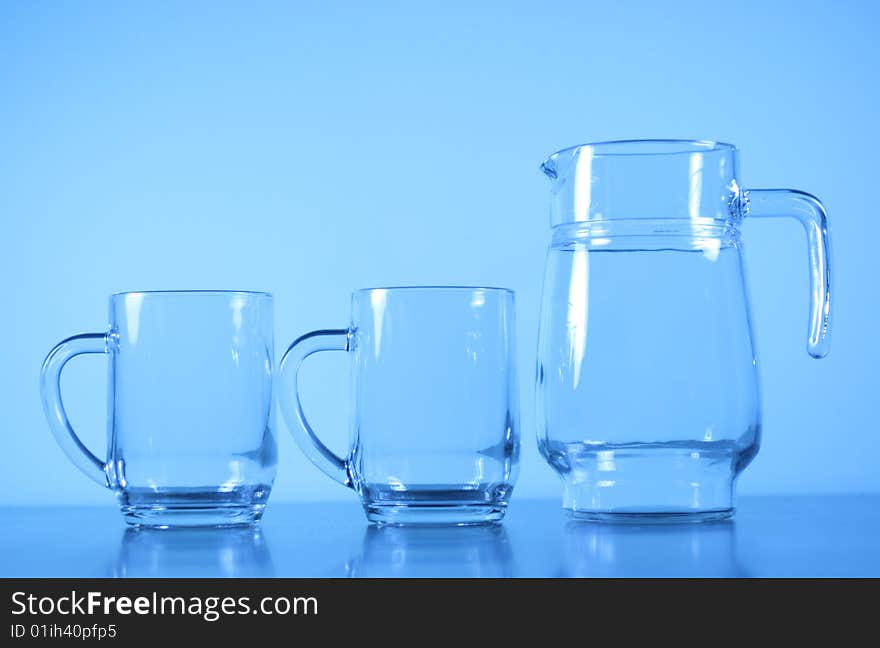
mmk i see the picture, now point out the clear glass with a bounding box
[537,140,832,522]
[279,287,519,525]
[40,291,276,527]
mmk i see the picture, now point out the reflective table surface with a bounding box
[2,495,878,577]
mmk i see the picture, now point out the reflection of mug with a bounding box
[114,527,274,577]
[40,291,276,527]
[279,287,519,525]
[348,525,515,578]
[560,520,746,577]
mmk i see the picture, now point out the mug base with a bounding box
[365,503,507,526]
[118,486,270,529]
[361,483,513,526]
[121,505,265,529]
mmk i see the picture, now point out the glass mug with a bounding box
[40,291,276,527]
[537,140,832,522]
[279,286,519,525]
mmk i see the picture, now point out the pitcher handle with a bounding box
[744,189,832,358]
[277,329,354,488]
[39,332,111,486]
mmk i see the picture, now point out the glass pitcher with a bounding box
[536,140,831,522]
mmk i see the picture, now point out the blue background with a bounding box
[2,0,877,507]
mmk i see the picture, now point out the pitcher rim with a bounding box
[544,139,738,162]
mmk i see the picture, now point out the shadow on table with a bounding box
[112,526,275,577]
[346,524,515,578]
[559,520,749,577]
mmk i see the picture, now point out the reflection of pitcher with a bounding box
[114,527,274,577]
[348,525,515,578]
[537,140,832,522]
[561,521,746,577]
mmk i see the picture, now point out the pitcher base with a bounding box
[548,440,746,523]
[566,508,734,524]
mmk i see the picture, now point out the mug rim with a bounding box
[111,290,272,298]
[354,285,514,295]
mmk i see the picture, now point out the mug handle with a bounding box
[39,332,110,486]
[278,329,354,488]
[744,189,832,359]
